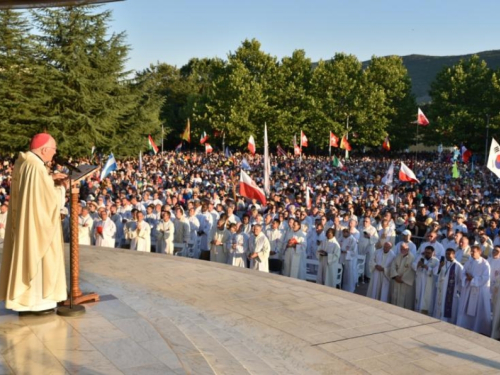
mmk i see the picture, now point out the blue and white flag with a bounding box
[241,157,251,171]
[100,153,117,180]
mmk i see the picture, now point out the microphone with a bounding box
[53,156,82,173]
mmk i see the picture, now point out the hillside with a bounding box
[363,50,500,103]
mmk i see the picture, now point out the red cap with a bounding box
[30,133,51,150]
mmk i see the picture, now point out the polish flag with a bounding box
[399,162,419,183]
[239,170,266,205]
[330,132,339,147]
[382,136,390,151]
[248,135,256,155]
[200,131,209,144]
[301,131,308,147]
[461,146,472,163]
[417,108,429,126]
[205,143,213,153]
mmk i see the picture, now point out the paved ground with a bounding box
[1,246,500,374]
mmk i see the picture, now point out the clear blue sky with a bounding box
[104,0,500,72]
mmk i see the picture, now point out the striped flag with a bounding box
[277,144,287,157]
[100,153,117,180]
[175,142,182,152]
[200,131,209,144]
[148,135,159,155]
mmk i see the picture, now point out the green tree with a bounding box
[365,56,416,149]
[202,39,278,149]
[31,6,160,156]
[429,55,500,150]
[0,10,41,152]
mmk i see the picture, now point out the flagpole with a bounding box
[485,114,490,165]
[329,132,331,158]
[345,116,349,159]
[161,124,164,154]
[415,121,419,165]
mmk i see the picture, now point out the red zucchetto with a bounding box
[29,133,52,150]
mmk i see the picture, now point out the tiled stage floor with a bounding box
[1,246,500,374]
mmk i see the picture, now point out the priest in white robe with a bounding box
[489,246,500,308]
[156,211,175,254]
[210,218,229,263]
[412,245,439,315]
[457,245,492,336]
[225,223,247,268]
[367,242,395,302]
[265,219,283,273]
[316,228,341,287]
[93,209,116,248]
[357,217,378,280]
[0,133,67,313]
[390,242,415,310]
[282,219,307,280]
[129,211,151,252]
[248,224,271,272]
[339,228,358,293]
[433,248,463,324]
[78,206,94,246]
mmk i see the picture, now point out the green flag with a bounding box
[332,156,343,168]
[452,162,460,179]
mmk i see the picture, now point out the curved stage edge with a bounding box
[1,245,500,374]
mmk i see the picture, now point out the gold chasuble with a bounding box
[0,151,67,311]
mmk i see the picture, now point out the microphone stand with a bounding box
[57,161,99,317]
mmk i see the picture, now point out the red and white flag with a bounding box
[200,131,209,144]
[293,135,301,156]
[248,135,256,155]
[330,132,339,147]
[205,143,213,154]
[148,135,159,155]
[399,162,419,183]
[277,144,287,157]
[239,170,267,205]
[382,136,390,151]
[417,108,429,126]
[301,131,308,147]
[461,146,472,163]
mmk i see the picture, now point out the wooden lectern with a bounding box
[58,165,100,316]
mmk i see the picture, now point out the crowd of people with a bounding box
[1,149,500,337]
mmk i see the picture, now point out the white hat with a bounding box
[402,229,412,236]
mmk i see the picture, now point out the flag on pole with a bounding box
[100,153,117,180]
[452,162,460,178]
[148,136,159,154]
[301,131,308,147]
[340,135,352,151]
[139,151,143,172]
[487,138,500,179]
[148,135,159,155]
[241,157,251,170]
[175,142,182,152]
[305,186,313,209]
[381,162,394,186]
[293,135,301,156]
[461,145,472,163]
[330,132,339,147]
[332,155,343,168]
[277,144,287,157]
[382,136,390,151]
[200,131,209,144]
[399,162,419,183]
[264,123,271,195]
[181,119,191,142]
[248,135,256,155]
[239,170,267,205]
[205,143,213,153]
[417,108,429,126]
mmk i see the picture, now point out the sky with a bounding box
[103,0,500,73]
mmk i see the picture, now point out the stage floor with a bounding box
[1,245,500,374]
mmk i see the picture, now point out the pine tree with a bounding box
[0,10,41,152]
[31,6,160,156]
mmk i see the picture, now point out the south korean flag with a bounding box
[487,138,500,179]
